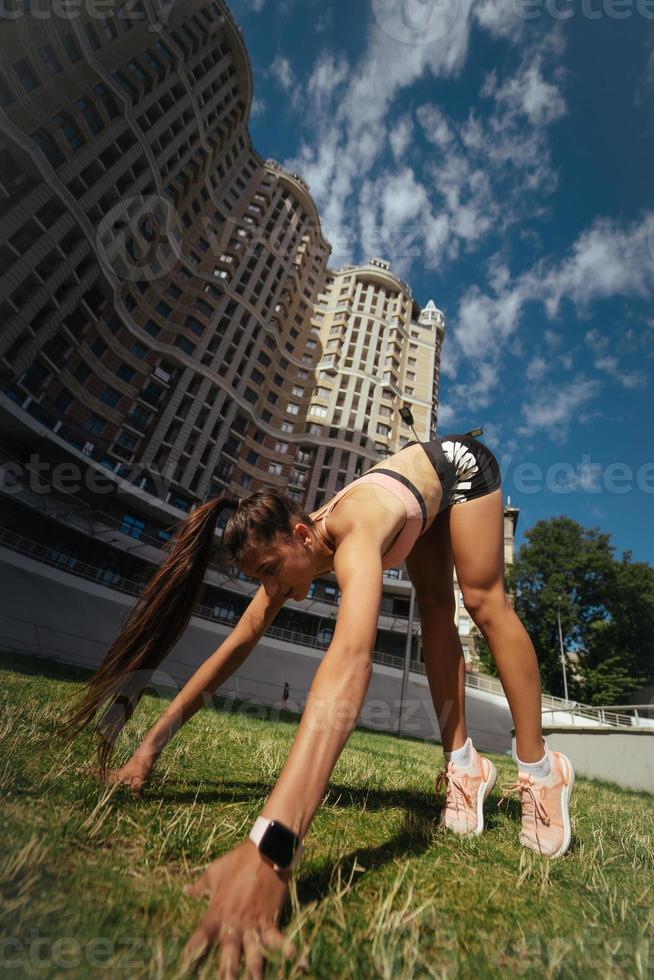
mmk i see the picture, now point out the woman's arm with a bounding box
[98,586,288,789]
[259,526,383,836]
[182,524,384,972]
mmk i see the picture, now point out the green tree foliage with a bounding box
[474,517,654,704]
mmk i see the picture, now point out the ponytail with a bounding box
[60,495,237,772]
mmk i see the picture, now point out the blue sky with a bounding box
[228,0,654,564]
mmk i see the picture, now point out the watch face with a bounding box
[260,821,299,868]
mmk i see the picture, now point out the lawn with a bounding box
[1,652,652,979]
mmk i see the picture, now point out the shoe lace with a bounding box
[498,777,551,852]
[436,767,473,816]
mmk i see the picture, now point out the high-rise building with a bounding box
[0,0,517,734]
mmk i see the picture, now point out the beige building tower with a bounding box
[304,259,445,510]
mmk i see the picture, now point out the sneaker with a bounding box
[436,744,497,835]
[498,749,575,858]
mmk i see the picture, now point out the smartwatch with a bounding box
[249,817,303,871]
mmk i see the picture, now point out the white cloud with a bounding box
[416,103,454,148]
[270,55,294,92]
[250,95,266,119]
[584,330,646,389]
[472,0,525,40]
[518,377,601,440]
[441,212,654,433]
[483,57,566,126]
[307,52,349,112]
[389,115,413,162]
[526,355,547,382]
[542,215,654,316]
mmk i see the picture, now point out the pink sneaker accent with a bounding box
[436,744,497,835]
[499,749,575,858]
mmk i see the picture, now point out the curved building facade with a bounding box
[0,0,516,735]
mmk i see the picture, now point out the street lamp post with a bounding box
[556,599,569,703]
[397,585,416,738]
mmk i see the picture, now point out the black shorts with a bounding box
[420,434,502,513]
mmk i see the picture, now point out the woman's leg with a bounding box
[448,488,544,762]
[405,511,468,754]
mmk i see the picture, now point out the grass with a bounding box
[1,652,653,979]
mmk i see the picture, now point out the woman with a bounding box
[63,432,574,975]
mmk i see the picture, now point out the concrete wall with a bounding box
[0,547,515,753]
[541,727,654,794]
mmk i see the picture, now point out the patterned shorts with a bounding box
[421,434,502,512]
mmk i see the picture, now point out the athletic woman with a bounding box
[64,433,574,976]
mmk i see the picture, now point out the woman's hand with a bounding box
[182,840,294,978]
[84,752,154,796]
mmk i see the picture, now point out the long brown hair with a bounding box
[61,487,313,771]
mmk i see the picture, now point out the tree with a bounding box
[474,517,653,703]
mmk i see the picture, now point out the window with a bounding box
[143,319,160,337]
[73,362,91,383]
[120,514,145,539]
[274,442,288,453]
[63,34,82,63]
[184,315,204,336]
[291,385,303,397]
[101,386,121,407]
[246,450,258,465]
[268,463,282,476]
[38,45,62,77]
[30,129,64,167]
[156,300,172,317]
[127,59,148,83]
[154,40,174,61]
[286,403,299,415]
[214,600,236,623]
[239,473,252,489]
[309,405,328,418]
[131,341,148,359]
[85,23,101,50]
[281,421,294,433]
[90,337,107,358]
[54,388,73,413]
[376,423,390,436]
[111,71,137,99]
[101,16,118,40]
[143,50,164,74]
[175,336,195,355]
[74,97,103,135]
[116,364,135,383]
[50,543,78,570]
[0,75,15,107]
[84,412,106,435]
[52,112,85,151]
[14,59,39,92]
[458,616,470,637]
[94,82,118,119]
[94,559,121,586]
[115,431,137,451]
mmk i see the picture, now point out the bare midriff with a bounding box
[309,442,443,570]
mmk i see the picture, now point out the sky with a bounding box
[227,0,654,564]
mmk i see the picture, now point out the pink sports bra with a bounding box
[312,469,428,570]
